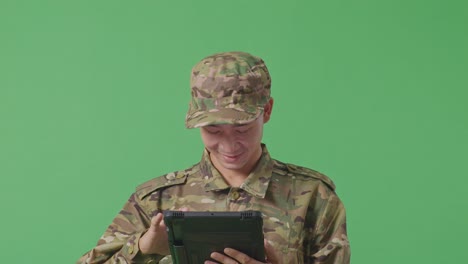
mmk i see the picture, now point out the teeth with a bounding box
[223,154,239,159]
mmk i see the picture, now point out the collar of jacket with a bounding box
[199,143,273,199]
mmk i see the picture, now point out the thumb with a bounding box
[148,213,164,233]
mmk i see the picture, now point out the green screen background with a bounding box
[1,0,467,263]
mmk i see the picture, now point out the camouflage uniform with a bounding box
[76,145,349,263]
[77,52,350,263]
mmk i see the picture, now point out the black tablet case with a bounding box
[164,211,265,264]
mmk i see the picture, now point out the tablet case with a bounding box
[164,211,265,264]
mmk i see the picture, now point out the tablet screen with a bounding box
[164,211,265,264]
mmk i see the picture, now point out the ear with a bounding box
[263,98,274,124]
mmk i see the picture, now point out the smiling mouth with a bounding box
[221,153,242,159]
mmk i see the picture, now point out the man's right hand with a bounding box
[138,213,170,255]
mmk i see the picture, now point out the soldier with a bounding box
[77,51,350,263]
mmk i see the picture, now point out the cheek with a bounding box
[201,133,218,150]
[240,131,263,147]
[249,127,263,142]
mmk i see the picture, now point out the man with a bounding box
[77,51,350,263]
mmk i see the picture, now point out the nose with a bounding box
[218,133,241,154]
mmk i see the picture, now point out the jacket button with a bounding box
[231,191,240,200]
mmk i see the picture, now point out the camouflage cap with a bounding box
[185,51,271,128]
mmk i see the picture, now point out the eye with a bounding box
[236,127,250,134]
[204,127,221,134]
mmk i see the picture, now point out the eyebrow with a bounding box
[206,124,250,128]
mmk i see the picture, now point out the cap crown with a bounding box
[186,51,271,128]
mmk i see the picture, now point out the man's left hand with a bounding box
[204,240,278,264]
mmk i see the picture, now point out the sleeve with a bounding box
[305,184,351,264]
[76,193,166,264]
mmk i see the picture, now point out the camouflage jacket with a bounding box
[77,145,350,263]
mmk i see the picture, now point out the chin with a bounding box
[218,159,249,170]
[220,163,246,170]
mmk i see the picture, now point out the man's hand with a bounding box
[138,213,170,255]
[204,239,279,264]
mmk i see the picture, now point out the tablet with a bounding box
[163,210,265,264]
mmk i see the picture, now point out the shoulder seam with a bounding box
[274,160,336,190]
[135,165,200,200]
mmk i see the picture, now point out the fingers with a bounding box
[263,239,278,264]
[208,248,264,264]
[208,251,240,264]
[224,248,254,263]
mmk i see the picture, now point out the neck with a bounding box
[210,158,251,187]
[210,147,263,187]
[220,171,248,187]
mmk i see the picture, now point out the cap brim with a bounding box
[185,108,263,128]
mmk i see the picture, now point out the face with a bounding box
[200,99,273,175]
